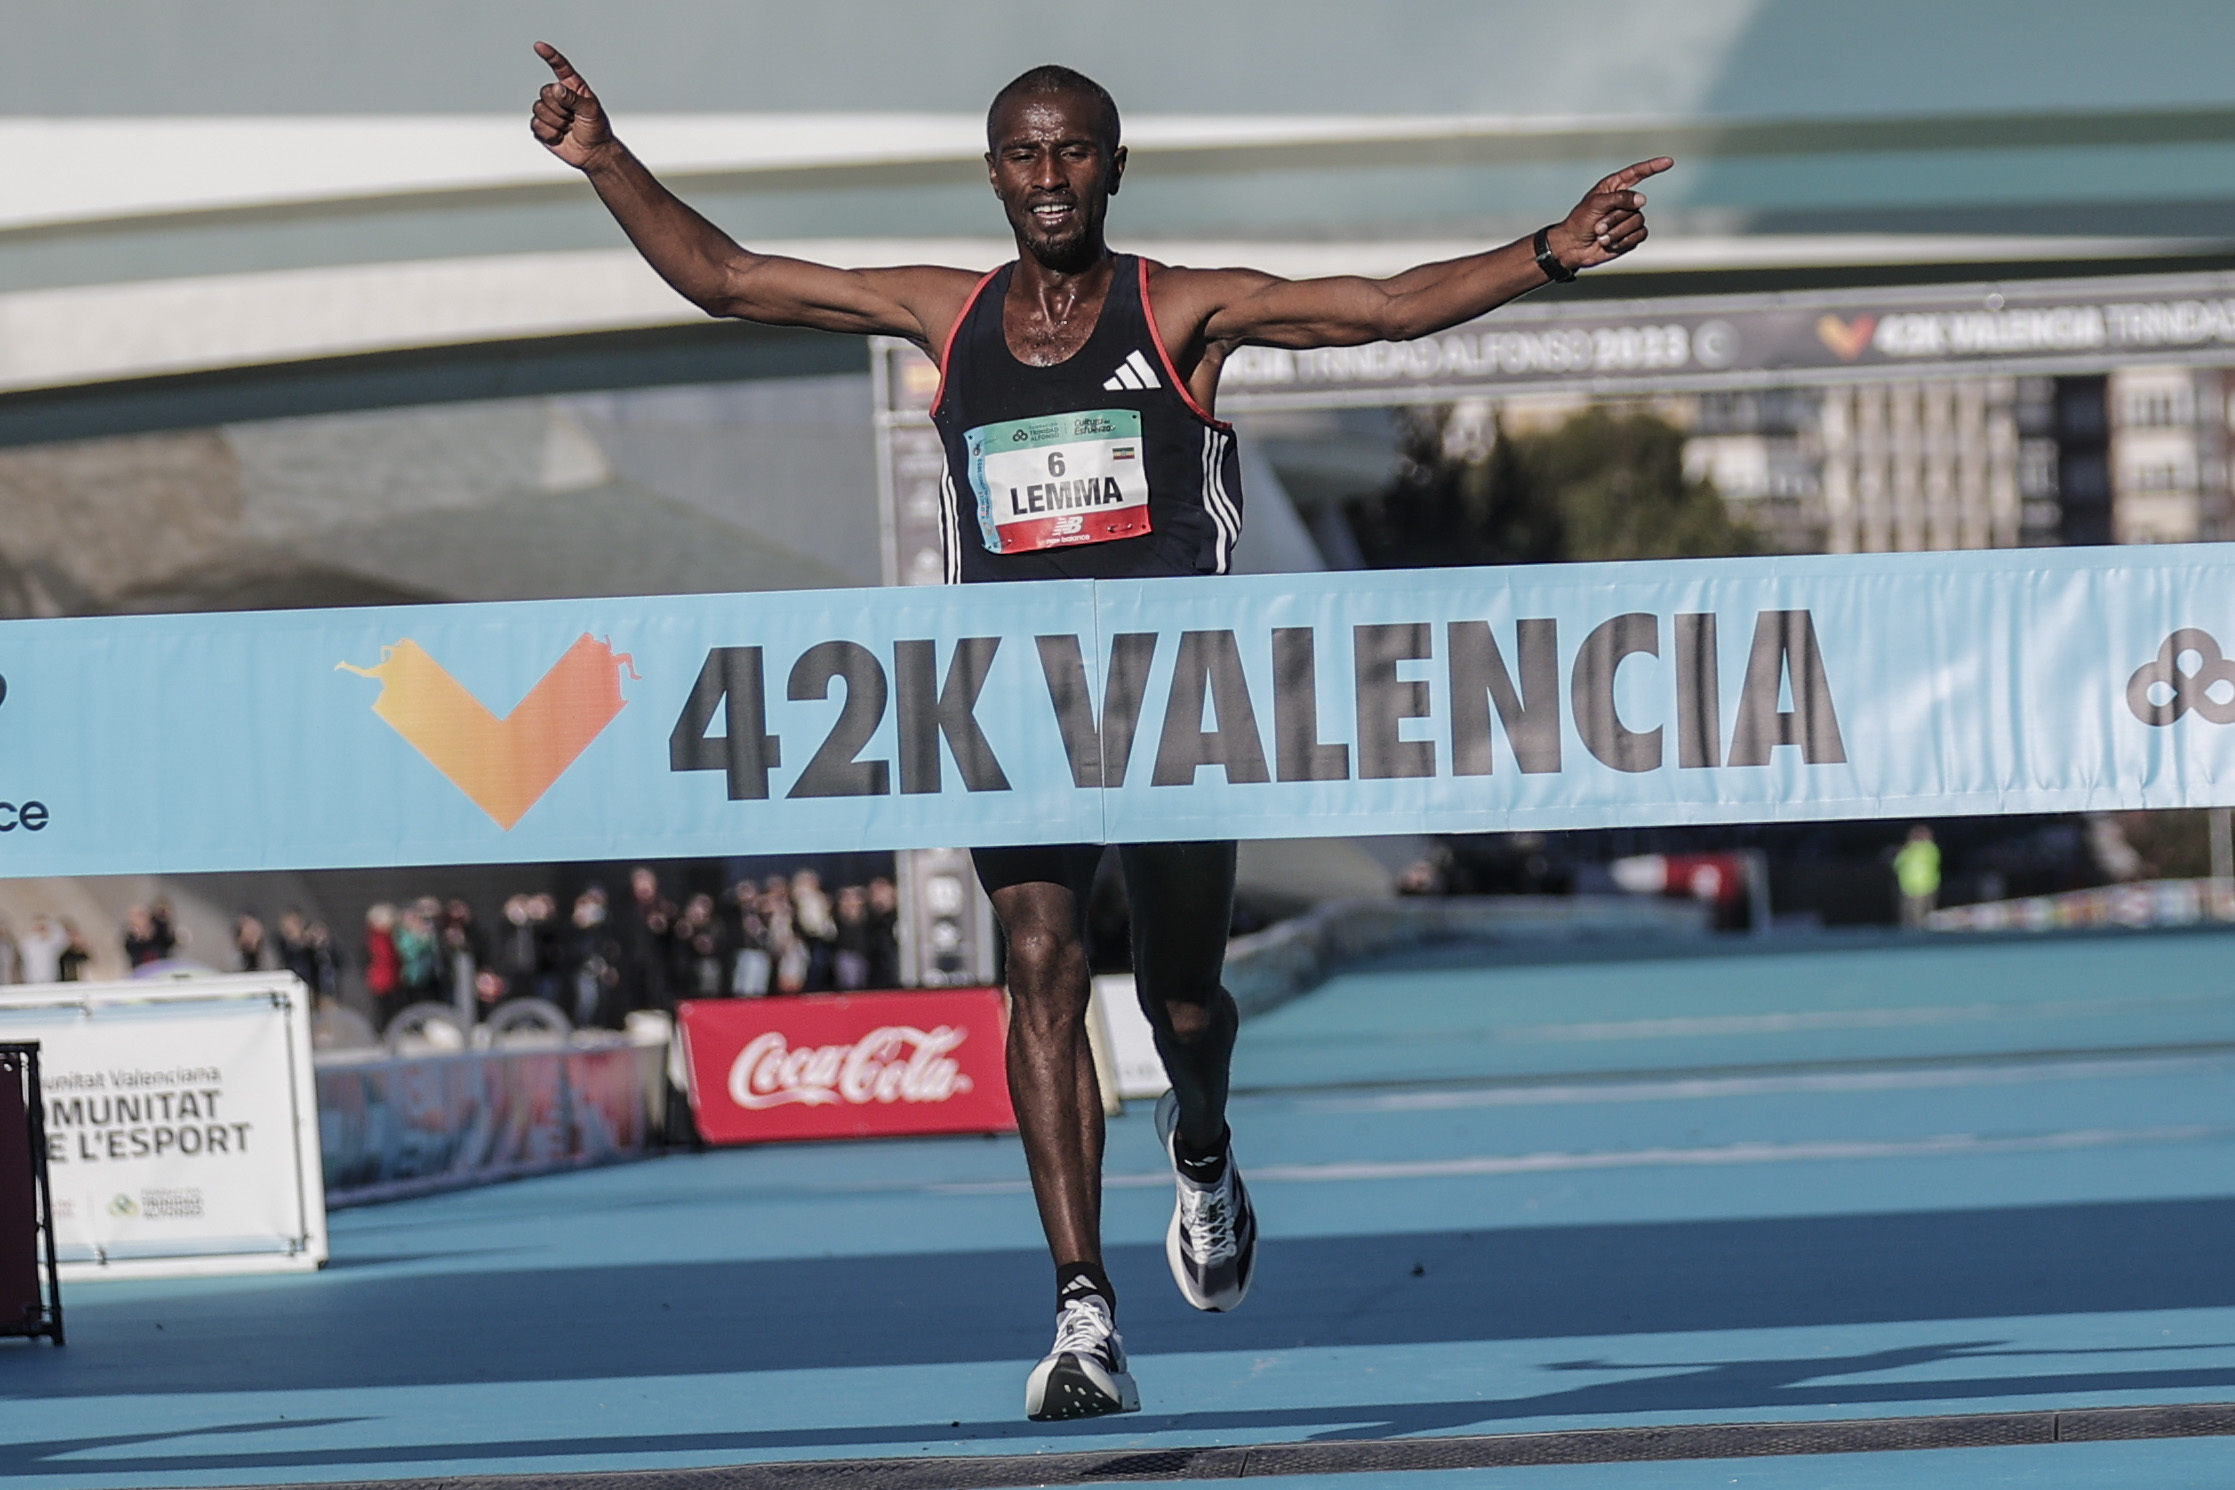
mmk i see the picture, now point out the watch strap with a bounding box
[1533,225,1577,284]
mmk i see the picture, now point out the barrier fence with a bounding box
[2,546,2233,876]
[317,1039,660,1207]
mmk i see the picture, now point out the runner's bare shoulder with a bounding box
[1138,260,1283,355]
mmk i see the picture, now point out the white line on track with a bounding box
[1448,992,2235,1045]
[925,1125,2230,1194]
[1303,1052,2235,1113]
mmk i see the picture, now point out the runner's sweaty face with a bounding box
[987,92,1124,272]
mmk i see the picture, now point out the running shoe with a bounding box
[1155,1089,1257,1312]
[1024,1291,1140,1421]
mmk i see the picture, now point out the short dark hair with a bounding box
[986,64,1121,154]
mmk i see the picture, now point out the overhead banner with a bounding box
[0,975,326,1279]
[2,547,2234,875]
[1210,270,2235,406]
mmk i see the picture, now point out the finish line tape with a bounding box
[2,546,2232,875]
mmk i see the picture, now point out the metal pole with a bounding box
[873,338,1000,988]
[1746,849,1773,938]
[2211,806,2232,920]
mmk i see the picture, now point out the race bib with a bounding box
[965,409,1152,554]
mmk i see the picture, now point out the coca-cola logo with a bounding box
[726,1025,974,1110]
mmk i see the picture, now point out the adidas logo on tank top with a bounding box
[1102,350,1161,392]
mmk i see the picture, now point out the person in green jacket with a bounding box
[1895,825,1942,928]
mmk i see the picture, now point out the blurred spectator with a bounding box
[395,899,442,1003]
[833,884,872,990]
[766,876,808,994]
[1895,825,1941,928]
[234,912,268,972]
[17,915,64,985]
[619,866,675,1013]
[792,869,837,992]
[57,921,91,982]
[440,914,481,1021]
[730,881,772,997]
[123,904,172,968]
[0,918,15,985]
[442,899,485,1005]
[151,901,182,958]
[567,887,620,1027]
[302,920,343,1003]
[1396,859,1448,896]
[493,895,539,1004]
[276,909,318,989]
[866,877,900,988]
[364,904,401,1027]
[526,892,564,1003]
[674,892,730,999]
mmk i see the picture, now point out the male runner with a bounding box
[531,46,1667,1420]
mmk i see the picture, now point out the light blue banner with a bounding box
[2,548,2232,876]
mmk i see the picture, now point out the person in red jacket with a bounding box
[363,903,402,1030]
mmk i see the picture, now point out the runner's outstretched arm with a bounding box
[1176,158,1674,353]
[529,42,972,347]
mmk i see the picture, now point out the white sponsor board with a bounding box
[1089,974,1172,1102]
[0,974,326,1279]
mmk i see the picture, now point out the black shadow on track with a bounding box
[4,1195,2234,1407]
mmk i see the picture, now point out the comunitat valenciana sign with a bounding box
[2,548,2235,874]
[677,991,1014,1144]
[0,975,326,1279]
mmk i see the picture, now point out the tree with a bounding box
[1344,404,1755,568]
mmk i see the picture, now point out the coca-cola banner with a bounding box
[678,991,1015,1145]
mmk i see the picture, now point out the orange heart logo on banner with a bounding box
[1816,313,1877,361]
[340,635,637,830]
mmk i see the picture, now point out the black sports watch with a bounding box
[1533,225,1577,284]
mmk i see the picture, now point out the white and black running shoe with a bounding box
[1155,1090,1257,1312]
[1024,1291,1140,1421]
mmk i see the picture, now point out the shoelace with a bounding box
[1051,1295,1116,1359]
[1179,1179,1237,1265]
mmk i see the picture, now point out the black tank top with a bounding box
[931,254,1243,584]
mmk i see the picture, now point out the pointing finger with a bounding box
[1597,156,1674,193]
[534,40,590,91]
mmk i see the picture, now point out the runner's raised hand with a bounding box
[530,41,614,169]
[1547,157,1674,269]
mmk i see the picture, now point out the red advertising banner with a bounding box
[678,990,1016,1145]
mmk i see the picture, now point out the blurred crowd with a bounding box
[0,868,903,1029]
[355,866,901,1031]
[0,901,342,991]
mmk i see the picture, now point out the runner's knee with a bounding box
[1163,999,1211,1041]
[1004,924,1086,1002]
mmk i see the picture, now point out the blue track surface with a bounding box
[7,928,2235,1489]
